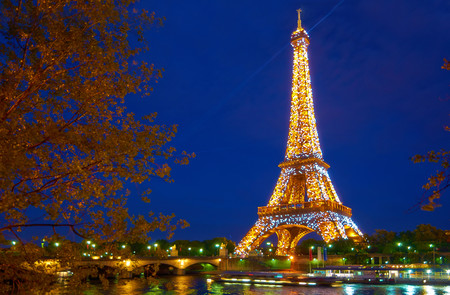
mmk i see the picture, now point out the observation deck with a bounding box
[258,201,352,218]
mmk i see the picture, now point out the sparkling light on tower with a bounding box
[235,10,363,256]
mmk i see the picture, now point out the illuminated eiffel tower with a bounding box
[235,10,363,256]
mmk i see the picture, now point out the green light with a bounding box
[215,244,220,248]
[11,241,16,245]
[200,248,203,253]
[147,245,151,249]
[397,243,402,247]
[86,241,91,245]
[54,242,59,247]
[121,245,126,248]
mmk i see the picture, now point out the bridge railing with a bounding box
[257,200,352,217]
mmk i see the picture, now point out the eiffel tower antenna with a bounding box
[297,8,302,30]
[235,11,363,257]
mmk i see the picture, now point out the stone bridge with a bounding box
[76,256,224,275]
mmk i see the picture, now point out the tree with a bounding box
[295,238,324,255]
[367,229,397,254]
[412,58,449,211]
[0,0,192,291]
[328,238,356,255]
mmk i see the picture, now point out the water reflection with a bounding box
[404,285,420,295]
[53,275,450,295]
[424,285,437,295]
[344,285,355,295]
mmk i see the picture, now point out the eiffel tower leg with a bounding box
[275,229,291,256]
[275,226,314,256]
[317,212,362,243]
[235,217,274,255]
[289,227,314,250]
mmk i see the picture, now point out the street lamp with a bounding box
[199,248,203,256]
[215,244,220,256]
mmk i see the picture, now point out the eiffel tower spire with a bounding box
[235,11,363,256]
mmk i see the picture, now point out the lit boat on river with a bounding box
[210,271,342,287]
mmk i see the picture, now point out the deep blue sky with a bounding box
[126,0,449,243]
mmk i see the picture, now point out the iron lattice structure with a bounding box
[235,11,363,256]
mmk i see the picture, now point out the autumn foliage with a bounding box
[0,0,191,291]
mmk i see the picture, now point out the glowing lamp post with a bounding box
[215,244,220,256]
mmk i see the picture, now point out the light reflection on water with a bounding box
[53,275,450,295]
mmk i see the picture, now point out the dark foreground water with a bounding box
[52,275,450,295]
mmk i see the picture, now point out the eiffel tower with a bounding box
[235,10,363,256]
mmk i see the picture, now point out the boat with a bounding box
[210,271,342,287]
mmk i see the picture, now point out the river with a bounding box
[50,275,450,295]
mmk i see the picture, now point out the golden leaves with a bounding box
[0,0,192,268]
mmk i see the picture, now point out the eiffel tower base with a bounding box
[236,211,362,256]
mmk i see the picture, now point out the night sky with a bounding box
[126,0,450,243]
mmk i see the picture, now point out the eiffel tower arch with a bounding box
[235,10,363,256]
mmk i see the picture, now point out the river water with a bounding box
[52,275,450,295]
